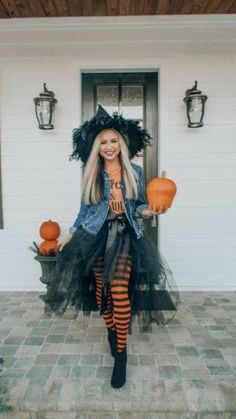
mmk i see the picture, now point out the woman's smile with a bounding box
[104,150,115,156]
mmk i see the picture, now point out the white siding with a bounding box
[0,16,235,291]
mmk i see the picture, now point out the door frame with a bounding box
[79,67,164,246]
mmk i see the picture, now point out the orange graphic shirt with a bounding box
[106,166,125,215]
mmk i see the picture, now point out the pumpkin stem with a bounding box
[161,170,166,178]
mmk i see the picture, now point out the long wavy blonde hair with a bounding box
[82,128,138,204]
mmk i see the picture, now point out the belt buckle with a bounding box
[118,215,125,226]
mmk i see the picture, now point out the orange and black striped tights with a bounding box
[94,255,132,352]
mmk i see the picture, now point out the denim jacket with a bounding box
[69,163,148,239]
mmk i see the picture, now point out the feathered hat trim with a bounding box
[69,104,152,163]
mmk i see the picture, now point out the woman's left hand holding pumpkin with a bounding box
[141,205,168,218]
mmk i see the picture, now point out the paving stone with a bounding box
[158,365,183,380]
[0,328,11,340]
[70,365,96,380]
[8,326,33,337]
[39,319,54,328]
[45,334,65,343]
[58,378,82,411]
[128,365,158,378]
[199,348,225,360]
[39,343,62,354]
[102,353,114,366]
[84,334,105,343]
[23,336,45,345]
[149,379,188,412]
[91,343,108,354]
[182,379,226,412]
[26,320,40,327]
[178,356,208,369]
[182,368,211,379]
[57,354,81,366]
[26,365,53,380]
[0,355,16,367]
[96,366,113,379]
[20,379,46,411]
[50,365,71,379]
[1,367,27,378]
[222,354,236,366]
[12,357,34,368]
[34,354,58,365]
[3,335,25,345]
[175,346,200,357]
[50,326,70,335]
[6,377,29,411]
[127,354,138,365]
[65,335,84,344]
[38,379,63,411]
[75,378,102,410]
[29,327,50,336]
[217,379,236,412]
[0,345,18,356]
[80,354,103,365]
[1,290,236,416]
[62,343,94,354]
[15,345,41,357]
[215,318,235,326]
[221,338,236,347]
[207,365,234,377]
[138,354,155,365]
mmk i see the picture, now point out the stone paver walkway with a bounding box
[0,291,236,418]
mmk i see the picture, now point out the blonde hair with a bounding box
[82,128,138,204]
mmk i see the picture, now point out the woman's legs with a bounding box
[110,256,132,352]
[94,254,131,388]
[94,255,132,350]
[94,258,115,331]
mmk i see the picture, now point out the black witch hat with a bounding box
[69,104,152,164]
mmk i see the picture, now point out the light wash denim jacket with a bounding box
[69,163,148,239]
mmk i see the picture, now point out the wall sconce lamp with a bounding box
[34,83,57,130]
[183,81,208,128]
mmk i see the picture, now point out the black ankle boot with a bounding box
[107,328,116,357]
[111,347,127,389]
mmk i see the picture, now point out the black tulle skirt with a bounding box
[40,212,181,331]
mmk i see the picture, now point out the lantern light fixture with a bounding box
[183,81,208,128]
[34,83,57,130]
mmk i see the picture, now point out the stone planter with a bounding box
[34,254,57,285]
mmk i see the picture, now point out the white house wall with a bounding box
[0,16,235,291]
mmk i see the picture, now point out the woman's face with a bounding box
[99,129,121,163]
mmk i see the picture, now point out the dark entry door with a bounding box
[82,72,158,245]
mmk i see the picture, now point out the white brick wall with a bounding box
[0,16,235,291]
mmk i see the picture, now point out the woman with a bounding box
[40,105,180,389]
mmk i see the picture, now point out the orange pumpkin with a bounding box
[146,171,177,212]
[39,219,60,240]
[39,240,59,256]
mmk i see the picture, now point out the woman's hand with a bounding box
[58,234,73,251]
[141,205,168,218]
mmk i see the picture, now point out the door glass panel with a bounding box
[96,85,118,114]
[122,85,144,167]
[121,85,143,120]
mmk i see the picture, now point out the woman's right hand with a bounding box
[58,234,73,251]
